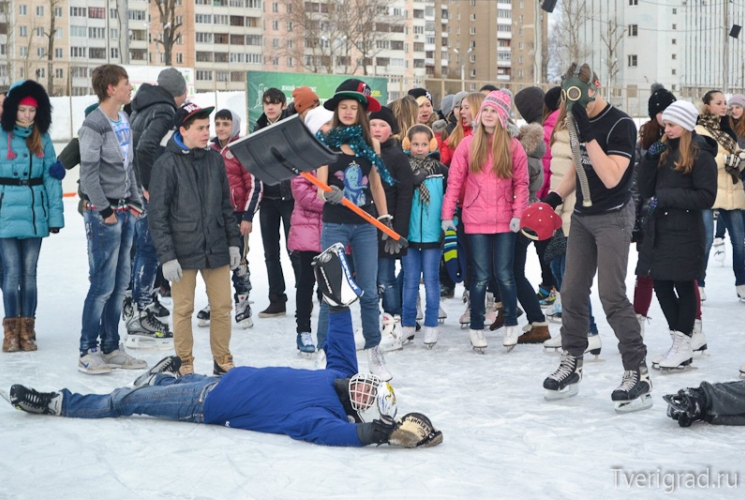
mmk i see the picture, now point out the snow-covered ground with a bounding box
[2,198,745,499]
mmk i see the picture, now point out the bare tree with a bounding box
[44,0,64,95]
[150,0,183,65]
[0,0,15,86]
[600,16,623,104]
[341,0,394,76]
[547,0,593,80]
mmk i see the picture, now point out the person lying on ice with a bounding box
[665,379,745,427]
[8,244,442,449]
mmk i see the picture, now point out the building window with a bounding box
[55,48,63,58]
[216,71,229,82]
[111,48,119,59]
[36,27,44,37]
[36,68,45,78]
[89,48,106,59]
[231,71,246,82]
[672,38,676,45]
[272,20,279,30]
[55,7,62,17]
[627,55,638,67]
[195,14,212,24]
[110,8,117,19]
[70,7,86,17]
[128,10,146,21]
[287,57,293,67]
[196,32,213,43]
[176,53,183,64]
[672,54,677,60]
[629,0,638,4]
[88,7,105,19]
[672,8,677,14]
[628,24,637,36]
[20,47,28,57]
[672,69,676,75]
[89,27,106,39]
[19,5,27,15]
[70,47,87,58]
[214,14,229,25]
[55,28,63,38]
[56,68,64,78]
[272,2,278,12]
[36,6,44,16]
[469,27,476,35]
[37,47,45,57]
[111,28,119,39]
[470,69,476,77]
[196,70,213,81]
[19,26,28,37]
[272,56,279,66]
[672,24,676,30]
[70,26,87,37]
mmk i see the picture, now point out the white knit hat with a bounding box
[661,101,699,132]
[304,107,334,136]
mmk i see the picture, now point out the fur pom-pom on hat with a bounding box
[648,83,676,120]
[1,80,52,134]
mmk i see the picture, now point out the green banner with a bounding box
[246,71,388,131]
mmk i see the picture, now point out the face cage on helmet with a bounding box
[348,373,397,423]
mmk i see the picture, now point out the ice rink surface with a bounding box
[2,199,744,499]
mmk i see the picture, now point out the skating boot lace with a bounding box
[549,354,577,382]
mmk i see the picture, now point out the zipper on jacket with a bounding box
[41,191,47,218]
[0,192,4,216]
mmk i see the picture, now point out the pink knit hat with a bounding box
[477,90,511,129]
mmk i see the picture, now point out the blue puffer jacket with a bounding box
[0,125,64,238]
[408,159,448,248]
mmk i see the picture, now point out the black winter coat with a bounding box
[148,135,240,270]
[129,84,178,191]
[635,134,718,281]
[378,138,414,258]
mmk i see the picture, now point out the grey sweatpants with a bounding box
[700,381,745,425]
[560,202,647,370]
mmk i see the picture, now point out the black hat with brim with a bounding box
[176,102,215,129]
[323,79,381,113]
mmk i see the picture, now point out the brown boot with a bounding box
[489,306,505,331]
[518,322,551,344]
[258,293,287,318]
[2,318,20,352]
[214,354,235,376]
[19,317,38,351]
[179,355,195,376]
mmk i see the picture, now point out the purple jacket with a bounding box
[289,173,325,252]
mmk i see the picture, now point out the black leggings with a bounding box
[652,280,697,336]
[295,251,319,334]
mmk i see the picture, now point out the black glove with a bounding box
[725,154,741,184]
[571,105,594,143]
[541,191,563,210]
[356,417,398,446]
[323,186,344,204]
[645,140,667,161]
[49,227,61,234]
[412,169,428,187]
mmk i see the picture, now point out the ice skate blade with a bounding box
[740,370,745,379]
[504,344,516,352]
[472,346,487,354]
[460,323,470,329]
[654,358,693,372]
[544,384,579,401]
[543,346,562,353]
[614,393,653,413]
[197,319,210,328]
[693,344,707,353]
[237,318,253,329]
[438,319,445,324]
[424,343,436,350]
[125,336,173,350]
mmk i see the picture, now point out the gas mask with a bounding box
[562,67,596,112]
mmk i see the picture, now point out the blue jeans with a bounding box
[80,210,135,354]
[131,204,159,308]
[60,373,217,422]
[701,208,745,286]
[0,237,42,318]
[317,222,379,349]
[550,253,598,334]
[467,232,517,330]
[377,257,401,316]
[402,247,441,328]
[513,233,545,324]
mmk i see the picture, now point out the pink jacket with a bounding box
[442,134,529,234]
[538,109,560,200]
[288,173,325,253]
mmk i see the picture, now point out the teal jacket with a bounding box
[0,124,64,238]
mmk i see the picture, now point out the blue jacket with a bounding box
[408,159,448,247]
[203,311,364,447]
[0,125,64,238]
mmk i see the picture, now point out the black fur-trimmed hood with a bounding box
[1,80,52,134]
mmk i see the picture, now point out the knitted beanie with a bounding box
[292,86,320,114]
[369,106,400,135]
[661,101,699,132]
[440,95,455,118]
[478,90,511,129]
[730,94,745,109]
[514,86,546,124]
[544,86,562,113]
[157,68,187,97]
[648,83,676,119]
[303,106,334,136]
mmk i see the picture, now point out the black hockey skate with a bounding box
[544,353,583,400]
[122,293,134,321]
[313,243,363,308]
[149,292,170,318]
[10,384,63,415]
[664,388,707,427]
[126,310,173,350]
[133,356,182,388]
[611,364,653,413]
[197,304,210,327]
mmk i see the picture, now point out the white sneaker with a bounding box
[699,287,706,302]
[354,328,365,351]
[424,326,438,347]
[658,331,693,369]
[691,319,707,352]
[78,347,112,375]
[102,343,148,370]
[503,325,519,348]
[636,314,647,338]
[469,329,487,349]
[380,313,403,352]
[367,345,392,381]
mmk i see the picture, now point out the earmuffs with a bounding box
[402,125,438,152]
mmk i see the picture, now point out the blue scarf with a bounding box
[317,125,394,185]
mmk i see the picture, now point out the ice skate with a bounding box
[401,326,416,345]
[664,387,707,427]
[122,291,134,321]
[503,325,519,352]
[313,243,363,307]
[543,333,601,358]
[149,292,170,318]
[651,331,675,369]
[691,319,707,353]
[367,345,392,381]
[9,385,63,415]
[234,293,253,329]
[518,322,551,344]
[380,313,403,352]
[539,288,557,308]
[713,237,725,265]
[546,293,562,323]
[158,283,172,303]
[438,304,447,324]
[197,304,211,327]
[354,328,366,351]
[484,293,497,327]
[469,329,487,354]
[424,326,438,348]
[611,363,653,413]
[543,353,582,400]
[656,331,693,372]
[440,284,454,299]
[125,310,173,350]
[213,354,235,376]
[133,356,181,388]
[296,332,316,356]
[459,302,471,329]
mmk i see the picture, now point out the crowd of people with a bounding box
[5,60,745,434]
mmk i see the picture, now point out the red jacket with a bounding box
[211,136,262,221]
[442,134,529,234]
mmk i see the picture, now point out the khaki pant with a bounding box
[171,266,232,363]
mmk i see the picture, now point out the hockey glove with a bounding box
[645,141,667,161]
[323,186,344,204]
[163,259,183,283]
[541,191,563,210]
[357,417,398,446]
[388,412,443,448]
[571,105,594,143]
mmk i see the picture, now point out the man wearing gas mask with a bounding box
[541,63,650,413]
